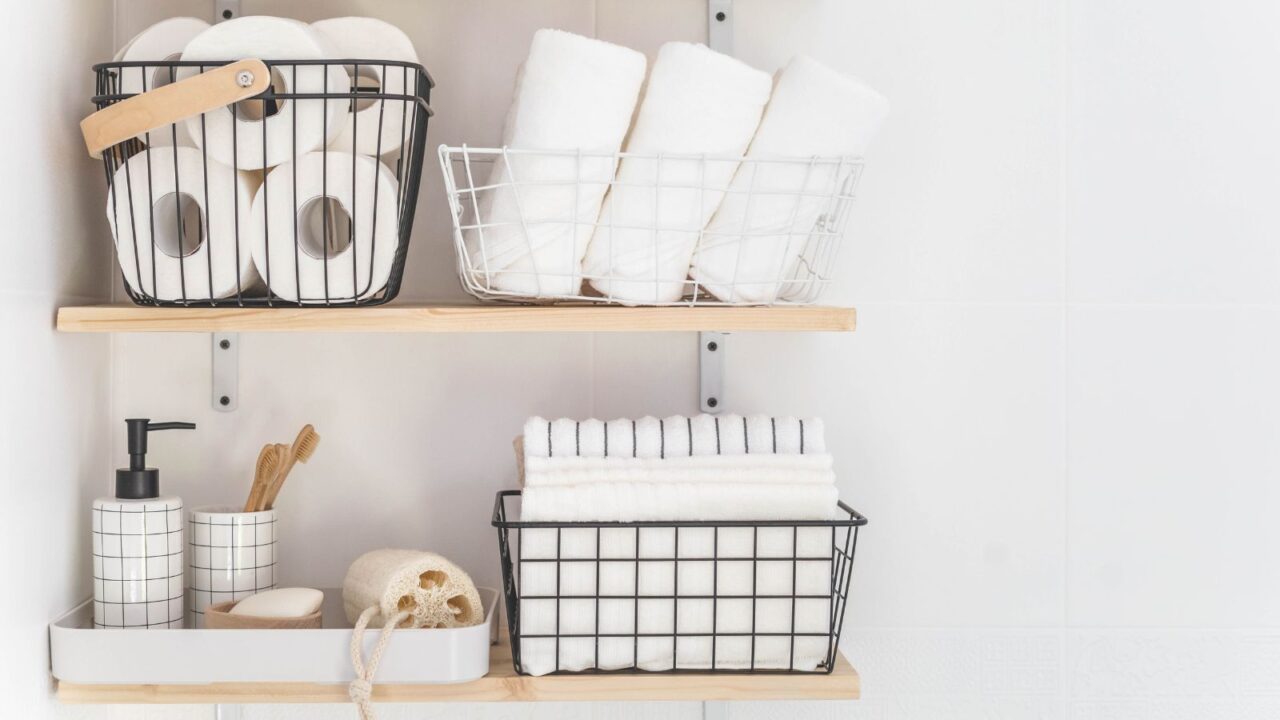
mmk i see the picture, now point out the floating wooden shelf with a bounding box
[55,304,856,334]
[57,632,860,704]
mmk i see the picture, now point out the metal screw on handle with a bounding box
[235,71,255,88]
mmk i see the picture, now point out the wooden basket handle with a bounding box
[81,58,271,159]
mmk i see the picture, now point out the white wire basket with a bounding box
[439,146,864,306]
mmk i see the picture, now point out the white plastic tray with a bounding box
[50,587,498,685]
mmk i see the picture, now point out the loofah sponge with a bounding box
[342,549,484,629]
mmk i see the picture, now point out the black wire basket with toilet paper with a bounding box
[440,146,864,306]
[86,57,432,306]
[492,490,867,676]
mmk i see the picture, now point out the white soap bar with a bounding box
[230,588,324,618]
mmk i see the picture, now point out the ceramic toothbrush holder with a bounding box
[187,506,278,628]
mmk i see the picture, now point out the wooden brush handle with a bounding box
[243,444,274,513]
[259,444,294,511]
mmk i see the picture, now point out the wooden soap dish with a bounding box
[203,600,322,630]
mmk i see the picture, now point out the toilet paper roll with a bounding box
[311,17,420,157]
[113,17,211,147]
[107,147,259,301]
[180,16,350,170]
[250,151,400,303]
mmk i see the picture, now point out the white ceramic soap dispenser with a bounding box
[92,418,195,629]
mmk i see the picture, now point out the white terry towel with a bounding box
[523,415,826,459]
[690,55,889,303]
[520,482,838,523]
[581,42,771,304]
[517,524,835,675]
[522,454,835,488]
[462,30,646,298]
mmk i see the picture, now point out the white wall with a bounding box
[0,0,115,719]
[34,0,1280,718]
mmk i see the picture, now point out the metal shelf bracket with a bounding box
[212,333,238,412]
[708,0,733,54]
[699,332,726,414]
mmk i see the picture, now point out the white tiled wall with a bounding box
[18,0,1275,718]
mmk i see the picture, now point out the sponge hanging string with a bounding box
[348,606,411,720]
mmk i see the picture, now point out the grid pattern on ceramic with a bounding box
[92,498,185,629]
[187,508,278,627]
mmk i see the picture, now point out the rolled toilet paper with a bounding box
[113,17,211,147]
[181,16,350,170]
[106,147,259,301]
[310,17,420,157]
[249,151,400,303]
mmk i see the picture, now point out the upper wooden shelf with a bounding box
[57,633,860,704]
[55,304,857,334]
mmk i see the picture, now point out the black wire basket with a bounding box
[87,58,433,307]
[492,490,866,676]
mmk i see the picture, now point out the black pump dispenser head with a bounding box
[116,419,196,499]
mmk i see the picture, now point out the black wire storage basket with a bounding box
[492,490,867,676]
[87,57,433,306]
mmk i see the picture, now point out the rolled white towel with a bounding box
[523,415,826,459]
[519,482,837,522]
[462,30,646,298]
[517,525,833,674]
[522,454,835,487]
[581,42,771,304]
[690,55,889,303]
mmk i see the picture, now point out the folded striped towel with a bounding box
[523,414,825,459]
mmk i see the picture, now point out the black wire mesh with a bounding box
[492,490,866,675]
[91,59,433,307]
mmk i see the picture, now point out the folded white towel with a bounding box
[581,42,772,304]
[522,454,835,487]
[517,525,834,674]
[462,30,646,298]
[520,483,837,522]
[523,415,826,459]
[690,55,889,303]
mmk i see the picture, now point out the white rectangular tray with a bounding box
[50,587,498,685]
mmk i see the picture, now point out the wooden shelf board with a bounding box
[55,304,856,334]
[56,634,859,704]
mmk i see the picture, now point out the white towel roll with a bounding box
[106,147,258,301]
[691,55,889,303]
[310,17,420,157]
[462,29,646,298]
[180,16,349,170]
[114,17,211,148]
[249,151,400,303]
[582,42,771,304]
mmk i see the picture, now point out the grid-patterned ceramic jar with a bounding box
[187,507,278,628]
[91,496,185,629]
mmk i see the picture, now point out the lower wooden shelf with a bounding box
[57,633,860,704]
